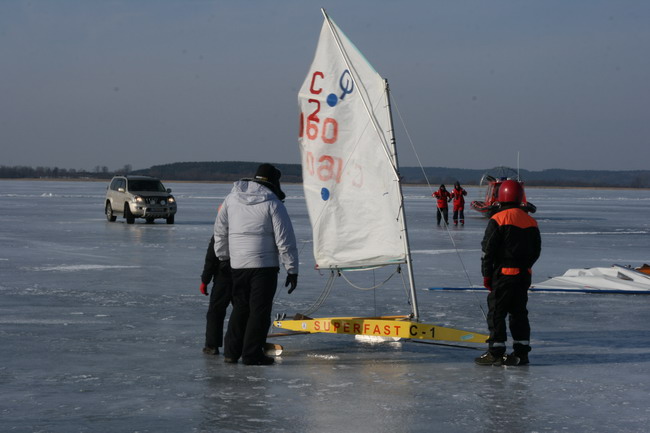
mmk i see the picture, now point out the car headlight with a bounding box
[134,196,144,203]
[168,197,176,204]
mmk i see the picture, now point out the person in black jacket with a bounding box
[199,235,232,355]
[475,180,541,366]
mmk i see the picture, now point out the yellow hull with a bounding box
[273,315,488,344]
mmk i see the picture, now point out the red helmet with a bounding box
[497,180,524,203]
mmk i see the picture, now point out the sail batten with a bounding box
[299,10,406,271]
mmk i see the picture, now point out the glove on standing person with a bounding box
[483,277,492,292]
[285,274,298,294]
[200,282,209,296]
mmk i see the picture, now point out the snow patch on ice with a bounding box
[287,382,312,389]
[545,230,648,236]
[413,248,481,255]
[327,382,354,388]
[28,264,141,272]
[0,319,106,325]
[307,353,339,360]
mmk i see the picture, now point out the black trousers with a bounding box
[224,267,278,362]
[486,271,531,356]
[436,207,449,225]
[205,268,232,348]
[452,208,465,223]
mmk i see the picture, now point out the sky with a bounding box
[2,0,649,172]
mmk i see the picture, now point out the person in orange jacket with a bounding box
[432,184,451,226]
[475,180,541,367]
[450,181,468,226]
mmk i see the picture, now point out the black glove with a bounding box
[285,273,298,294]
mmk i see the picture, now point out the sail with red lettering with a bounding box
[272,9,489,344]
[298,10,405,270]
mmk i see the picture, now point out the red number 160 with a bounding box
[299,100,338,144]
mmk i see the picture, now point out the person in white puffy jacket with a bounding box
[214,163,298,365]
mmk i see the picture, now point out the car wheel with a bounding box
[124,204,135,224]
[166,215,175,224]
[106,202,117,222]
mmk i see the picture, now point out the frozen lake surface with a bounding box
[1,180,650,432]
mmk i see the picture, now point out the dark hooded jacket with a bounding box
[481,204,541,278]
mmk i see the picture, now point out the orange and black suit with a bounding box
[481,204,541,358]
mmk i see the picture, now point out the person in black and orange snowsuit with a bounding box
[450,181,467,226]
[432,184,451,226]
[475,180,541,366]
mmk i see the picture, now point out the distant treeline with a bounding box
[2,162,650,188]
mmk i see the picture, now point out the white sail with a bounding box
[298,12,405,270]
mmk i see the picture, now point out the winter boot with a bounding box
[502,353,521,366]
[511,352,529,365]
[202,346,219,355]
[513,343,531,365]
[474,351,504,366]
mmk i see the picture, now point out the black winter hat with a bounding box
[255,163,281,183]
[254,163,285,201]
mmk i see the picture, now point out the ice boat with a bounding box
[470,167,536,216]
[530,265,650,294]
[273,9,488,345]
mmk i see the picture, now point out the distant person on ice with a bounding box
[199,235,232,356]
[450,181,467,226]
[476,180,541,366]
[432,184,451,226]
[213,163,299,366]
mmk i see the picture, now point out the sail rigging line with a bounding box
[383,79,420,320]
[339,266,399,290]
[390,92,487,320]
[391,94,434,192]
[299,270,337,317]
[398,265,414,309]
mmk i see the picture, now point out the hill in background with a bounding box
[2,161,649,188]
[131,161,650,188]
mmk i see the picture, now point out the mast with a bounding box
[384,79,420,320]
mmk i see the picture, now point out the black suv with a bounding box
[105,175,177,224]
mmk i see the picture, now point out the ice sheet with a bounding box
[1,180,649,432]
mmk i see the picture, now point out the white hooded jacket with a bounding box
[213,180,298,274]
